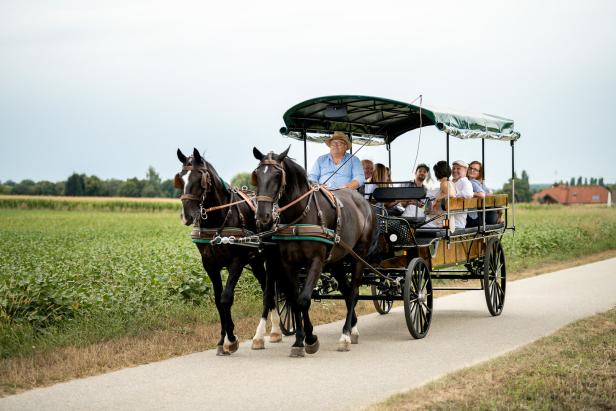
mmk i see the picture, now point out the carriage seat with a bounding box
[414,223,506,239]
[372,186,427,202]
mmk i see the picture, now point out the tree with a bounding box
[118,178,143,197]
[65,173,86,196]
[598,177,605,187]
[570,177,575,186]
[577,176,583,186]
[230,172,253,189]
[160,179,177,198]
[141,166,163,197]
[85,175,106,196]
[499,170,532,202]
[584,177,588,186]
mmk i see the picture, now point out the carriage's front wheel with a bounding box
[274,283,295,336]
[371,284,393,314]
[403,258,433,339]
[483,238,506,316]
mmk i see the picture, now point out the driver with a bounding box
[308,131,365,189]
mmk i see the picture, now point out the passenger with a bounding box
[401,163,430,218]
[308,131,365,189]
[364,163,390,199]
[423,161,457,230]
[361,159,374,181]
[451,160,474,229]
[466,160,485,227]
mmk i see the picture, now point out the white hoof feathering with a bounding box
[337,334,352,352]
[252,318,267,344]
[224,336,239,354]
[270,310,282,336]
[351,326,359,344]
[251,338,265,350]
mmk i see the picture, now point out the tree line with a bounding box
[0,167,254,198]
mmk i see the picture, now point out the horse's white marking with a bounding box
[253,318,267,341]
[182,171,191,193]
[338,334,351,344]
[224,335,232,346]
[263,166,269,174]
[351,326,359,336]
[270,309,281,335]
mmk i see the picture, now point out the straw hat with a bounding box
[325,131,351,150]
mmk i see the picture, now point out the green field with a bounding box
[1,200,615,359]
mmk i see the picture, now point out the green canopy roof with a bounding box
[280,95,520,145]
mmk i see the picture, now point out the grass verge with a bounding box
[369,307,616,410]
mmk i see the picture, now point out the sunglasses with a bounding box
[469,167,481,172]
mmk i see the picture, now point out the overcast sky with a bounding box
[1,0,615,188]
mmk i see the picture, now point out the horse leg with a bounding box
[204,262,227,356]
[250,260,278,349]
[221,258,245,354]
[284,270,305,357]
[338,262,364,351]
[303,307,320,354]
[333,270,353,351]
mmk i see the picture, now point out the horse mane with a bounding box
[281,156,310,199]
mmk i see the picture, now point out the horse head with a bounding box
[175,148,212,225]
[252,146,290,231]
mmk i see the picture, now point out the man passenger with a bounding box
[451,160,474,229]
[361,159,374,181]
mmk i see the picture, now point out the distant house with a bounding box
[533,185,611,206]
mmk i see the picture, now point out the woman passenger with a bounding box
[423,161,457,231]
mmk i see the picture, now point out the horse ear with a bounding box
[253,147,265,161]
[177,149,187,164]
[192,148,203,165]
[276,145,291,162]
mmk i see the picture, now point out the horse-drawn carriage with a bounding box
[176,95,520,356]
[268,95,519,341]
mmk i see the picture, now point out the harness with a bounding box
[177,162,258,247]
[253,156,343,262]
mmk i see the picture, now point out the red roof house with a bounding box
[533,185,611,205]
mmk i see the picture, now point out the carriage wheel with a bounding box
[483,238,506,316]
[274,283,295,336]
[403,258,433,339]
[371,284,393,314]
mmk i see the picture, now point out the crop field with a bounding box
[1,199,615,361]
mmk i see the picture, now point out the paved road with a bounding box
[2,258,615,411]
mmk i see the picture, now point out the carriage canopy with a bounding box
[280,95,521,146]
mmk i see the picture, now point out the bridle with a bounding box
[252,157,287,206]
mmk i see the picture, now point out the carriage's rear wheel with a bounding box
[371,284,393,314]
[274,283,295,336]
[483,238,506,316]
[403,258,433,339]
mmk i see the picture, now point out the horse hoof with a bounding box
[251,338,265,350]
[269,333,282,343]
[337,341,351,352]
[305,338,320,355]
[351,334,359,344]
[289,346,305,357]
[225,338,240,354]
[216,345,229,356]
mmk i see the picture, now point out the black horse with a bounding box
[252,146,378,356]
[176,148,281,355]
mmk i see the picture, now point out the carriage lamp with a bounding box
[389,233,398,243]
